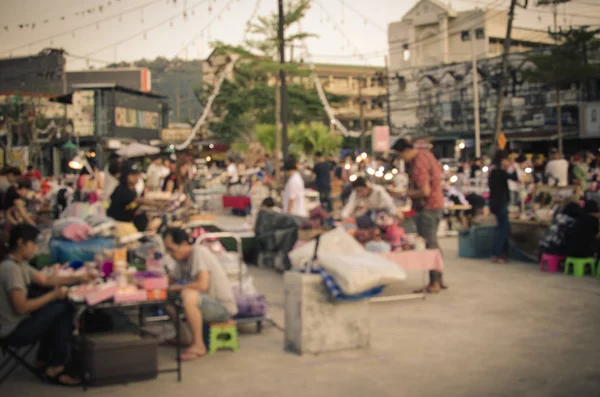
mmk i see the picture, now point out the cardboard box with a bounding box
[146,289,167,301]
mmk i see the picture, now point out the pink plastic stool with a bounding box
[540,254,565,273]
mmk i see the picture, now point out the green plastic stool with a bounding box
[564,257,596,277]
[208,321,239,354]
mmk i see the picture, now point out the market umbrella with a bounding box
[117,142,160,158]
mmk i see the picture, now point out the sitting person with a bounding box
[4,178,36,228]
[540,202,585,257]
[163,227,238,361]
[564,200,600,258]
[0,224,89,386]
[340,177,396,221]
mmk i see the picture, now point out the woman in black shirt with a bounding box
[107,162,159,231]
[488,151,518,263]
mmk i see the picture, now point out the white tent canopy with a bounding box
[117,142,161,158]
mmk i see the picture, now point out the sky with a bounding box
[0,0,598,71]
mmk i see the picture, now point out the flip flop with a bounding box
[179,348,206,361]
[45,370,81,387]
[413,285,441,294]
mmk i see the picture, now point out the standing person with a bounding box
[508,155,526,207]
[101,157,121,205]
[546,148,569,187]
[488,151,518,263]
[470,158,482,179]
[312,152,332,212]
[282,156,306,217]
[226,158,240,187]
[146,157,164,192]
[393,139,446,293]
[532,154,547,184]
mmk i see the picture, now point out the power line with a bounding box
[336,0,386,33]
[0,0,166,56]
[0,0,132,33]
[83,0,211,58]
[455,0,600,19]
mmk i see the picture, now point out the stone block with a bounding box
[284,271,370,355]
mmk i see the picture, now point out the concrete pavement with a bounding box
[3,237,600,397]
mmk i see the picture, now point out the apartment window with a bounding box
[403,43,410,62]
[475,28,485,39]
[461,31,471,41]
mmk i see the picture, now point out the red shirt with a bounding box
[410,150,444,210]
[24,170,42,181]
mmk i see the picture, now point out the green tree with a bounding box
[196,0,346,145]
[523,26,600,152]
[248,122,342,158]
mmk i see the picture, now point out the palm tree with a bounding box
[244,0,315,60]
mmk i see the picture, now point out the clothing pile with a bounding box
[289,228,407,300]
[49,217,117,264]
[254,210,301,271]
[299,206,335,231]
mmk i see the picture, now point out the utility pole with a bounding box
[176,74,181,122]
[277,0,289,160]
[492,0,525,153]
[384,56,392,131]
[275,79,281,181]
[358,77,366,151]
[471,29,481,158]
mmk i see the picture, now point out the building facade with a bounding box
[202,51,387,134]
[388,0,555,143]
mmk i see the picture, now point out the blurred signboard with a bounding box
[579,102,600,138]
[372,126,390,152]
[71,90,95,137]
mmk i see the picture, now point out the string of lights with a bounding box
[174,0,261,149]
[0,0,168,56]
[82,0,212,59]
[0,0,151,33]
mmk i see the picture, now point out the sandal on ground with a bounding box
[45,370,81,387]
[179,348,206,361]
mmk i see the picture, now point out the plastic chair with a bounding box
[564,257,596,277]
[208,321,239,354]
[539,254,565,273]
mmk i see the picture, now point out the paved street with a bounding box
[3,237,600,397]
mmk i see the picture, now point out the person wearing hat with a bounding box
[282,155,306,217]
[392,138,446,293]
[107,161,158,232]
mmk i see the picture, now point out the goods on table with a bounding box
[70,281,119,305]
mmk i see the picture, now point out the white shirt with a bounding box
[545,159,569,187]
[340,184,396,219]
[283,171,306,217]
[508,164,524,192]
[102,166,119,202]
[146,163,163,190]
[227,163,239,184]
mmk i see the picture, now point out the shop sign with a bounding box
[114,106,159,130]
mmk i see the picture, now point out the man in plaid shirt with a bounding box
[393,139,446,293]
